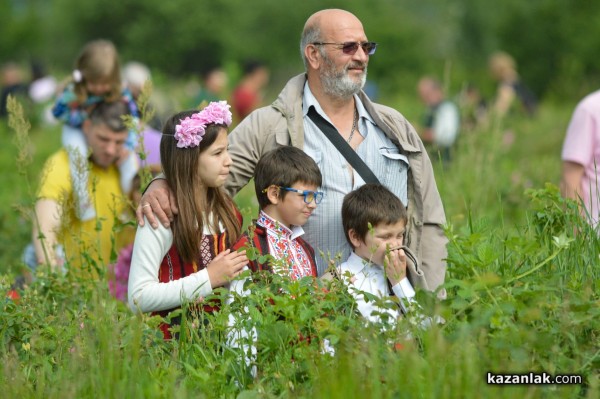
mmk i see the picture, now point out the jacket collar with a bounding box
[272,74,419,153]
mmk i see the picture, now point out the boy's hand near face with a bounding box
[383,246,407,286]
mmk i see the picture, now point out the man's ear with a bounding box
[265,185,281,205]
[304,44,321,70]
[348,229,363,248]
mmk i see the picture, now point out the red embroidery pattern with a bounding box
[257,212,313,280]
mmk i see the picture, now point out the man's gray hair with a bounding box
[300,24,322,70]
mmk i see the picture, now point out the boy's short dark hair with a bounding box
[254,146,322,209]
[342,183,408,247]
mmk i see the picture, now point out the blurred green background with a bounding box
[3,0,600,100]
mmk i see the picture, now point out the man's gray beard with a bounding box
[321,59,367,99]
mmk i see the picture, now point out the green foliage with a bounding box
[2,197,597,397]
[442,185,599,394]
[0,97,55,277]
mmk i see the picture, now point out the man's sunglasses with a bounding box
[263,186,325,204]
[312,41,377,56]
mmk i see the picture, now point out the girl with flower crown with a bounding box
[52,39,140,221]
[127,101,248,339]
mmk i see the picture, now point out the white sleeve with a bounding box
[433,102,460,147]
[127,217,213,313]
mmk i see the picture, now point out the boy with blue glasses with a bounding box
[231,145,323,276]
[228,146,325,375]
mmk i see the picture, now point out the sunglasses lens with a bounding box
[341,42,359,54]
[363,42,377,55]
[340,42,377,55]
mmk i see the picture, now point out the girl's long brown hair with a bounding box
[160,110,241,264]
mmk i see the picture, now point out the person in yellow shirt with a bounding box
[32,101,133,278]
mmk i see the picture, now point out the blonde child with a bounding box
[127,102,247,339]
[52,39,140,220]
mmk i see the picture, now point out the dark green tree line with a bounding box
[2,0,600,100]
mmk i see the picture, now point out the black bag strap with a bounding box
[307,107,381,185]
[255,229,271,272]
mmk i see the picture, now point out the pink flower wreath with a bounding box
[174,101,232,148]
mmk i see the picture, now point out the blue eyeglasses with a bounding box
[262,186,324,204]
[280,187,324,204]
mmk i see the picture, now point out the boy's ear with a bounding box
[348,228,363,248]
[265,185,281,205]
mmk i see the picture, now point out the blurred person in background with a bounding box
[122,60,169,132]
[417,76,460,165]
[189,64,228,108]
[488,51,537,119]
[29,60,58,104]
[0,62,29,119]
[457,82,488,131]
[28,59,59,126]
[231,60,270,123]
[561,89,600,231]
[122,60,162,170]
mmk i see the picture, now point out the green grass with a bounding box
[0,108,61,277]
[0,95,598,398]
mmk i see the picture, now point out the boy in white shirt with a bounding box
[338,183,422,326]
